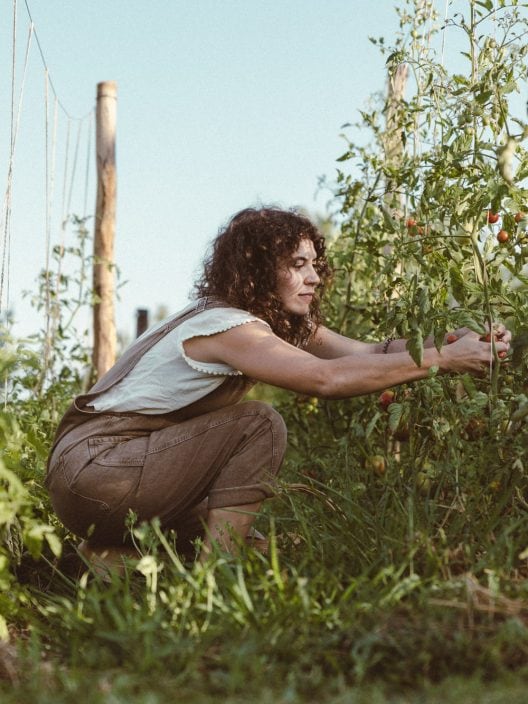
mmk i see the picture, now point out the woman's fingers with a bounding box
[447,322,512,348]
[443,330,509,376]
[484,322,512,345]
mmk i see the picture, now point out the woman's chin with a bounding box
[283,304,311,316]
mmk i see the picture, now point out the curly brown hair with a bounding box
[194,207,332,347]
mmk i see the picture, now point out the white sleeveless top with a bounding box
[91,306,269,414]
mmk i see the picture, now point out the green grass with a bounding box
[2,666,528,704]
[3,459,528,702]
[3,343,528,703]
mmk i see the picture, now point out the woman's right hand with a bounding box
[442,330,509,376]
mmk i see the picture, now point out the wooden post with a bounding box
[93,80,117,378]
[383,64,408,463]
[136,308,149,338]
[383,63,408,258]
[384,62,408,211]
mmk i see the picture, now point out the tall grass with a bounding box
[3,411,526,701]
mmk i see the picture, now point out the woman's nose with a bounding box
[305,266,320,285]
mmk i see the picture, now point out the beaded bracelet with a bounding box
[382,335,395,354]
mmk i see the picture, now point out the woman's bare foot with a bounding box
[78,540,139,580]
[246,527,269,554]
[199,502,262,563]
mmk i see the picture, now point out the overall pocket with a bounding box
[46,456,112,538]
[47,435,148,539]
[87,435,147,466]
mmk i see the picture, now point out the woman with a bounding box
[46,207,510,569]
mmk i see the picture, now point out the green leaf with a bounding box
[388,403,403,432]
[434,327,446,351]
[461,374,478,398]
[45,531,62,558]
[455,311,485,334]
[417,287,431,317]
[0,615,8,641]
[449,265,466,304]
[380,205,398,232]
[475,90,493,104]
[406,329,424,367]
[365,411,381,439]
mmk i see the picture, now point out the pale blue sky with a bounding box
[0,1,472,340]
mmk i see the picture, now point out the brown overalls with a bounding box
[46,297,287,547]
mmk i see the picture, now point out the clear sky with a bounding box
[0,1,453,340]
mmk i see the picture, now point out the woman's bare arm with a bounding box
[183,322,507,400]
[305,323,512,360]
[305,326,380,358]
[305,325,451,358]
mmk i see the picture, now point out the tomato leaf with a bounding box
[455,311,485,334]
[406,329,424,367]
[388,403,403,432]
[365,411,381,439]
[461,374,478,398]
[449,265,466,305]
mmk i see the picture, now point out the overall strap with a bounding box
[48,297,234,458]
[76,297,227,411]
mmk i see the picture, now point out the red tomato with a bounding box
[487,211,500,224]
[378,389,395,411]
[497,230,509,243]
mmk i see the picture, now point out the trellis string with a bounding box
[0,16,33,317]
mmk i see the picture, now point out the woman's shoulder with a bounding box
[179,301,269,338]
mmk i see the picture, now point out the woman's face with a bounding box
[276,238,321,315]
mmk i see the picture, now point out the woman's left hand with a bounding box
[489,322,512,346]
[447,323,512,348]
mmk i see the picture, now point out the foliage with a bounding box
[0,216,93,633]
[277,0,528,504]
[2,1,528,700]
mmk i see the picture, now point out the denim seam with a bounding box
[146,409,273,456]
[88,437,146,466]
[209,482,268,494]
[91,457,145,467]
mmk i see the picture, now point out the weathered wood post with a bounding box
[93,80,117,378]
[383,64,408,463]
[384,62,408,214]
[136,308,149,338]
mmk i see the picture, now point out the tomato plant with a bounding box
[282,0,528,542]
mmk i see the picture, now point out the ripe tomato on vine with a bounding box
[487,211,500,224]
